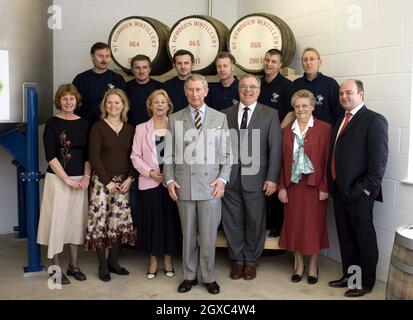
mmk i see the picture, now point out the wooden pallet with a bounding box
[215,229,281,250]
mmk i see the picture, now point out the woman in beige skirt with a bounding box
[37,84,91,285]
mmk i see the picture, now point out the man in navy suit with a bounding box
[327,79,388,298]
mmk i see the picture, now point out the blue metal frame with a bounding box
[23,87,44,272]
[0,86,44,273]
[12,160,27,239]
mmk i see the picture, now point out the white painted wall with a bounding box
[52,0,238,90]
[237,0,413,282]
[0,0,53,234]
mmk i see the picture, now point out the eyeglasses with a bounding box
[239,84,259,90]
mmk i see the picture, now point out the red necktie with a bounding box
[331,112,352,180]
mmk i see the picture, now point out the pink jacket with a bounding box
[130,118,164,190]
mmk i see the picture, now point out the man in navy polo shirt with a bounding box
[126,54,163,127]
[206,51,239,111]
[293,47,343,126]
[73,42,126,125]
[163,49,194,112]
[258,48,295,127]
[258,48,295,237]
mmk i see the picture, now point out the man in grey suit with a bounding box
[221,74,282,280]
[164,74,232,294]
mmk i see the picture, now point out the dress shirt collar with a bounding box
[346,103,364,117]
[189,104,206,115]
[238,101,257,114]
[291,116,314,137]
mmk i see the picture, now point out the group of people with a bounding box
[36,41,388,298]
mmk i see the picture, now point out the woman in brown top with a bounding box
[85,88,135,282]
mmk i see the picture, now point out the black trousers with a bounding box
[266,192,284,233]
[333,190,378,289]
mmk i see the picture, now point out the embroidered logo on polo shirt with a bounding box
[271,92,280,103]
[316,94,324,106]
[108,83,115,89]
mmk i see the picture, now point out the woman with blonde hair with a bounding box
[131,89,182,279]
[85,88,135,282]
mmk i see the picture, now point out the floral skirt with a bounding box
[85,174,135,251]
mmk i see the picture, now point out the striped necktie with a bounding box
[194,109,202,132]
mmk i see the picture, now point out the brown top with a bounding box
[89,119,135,185]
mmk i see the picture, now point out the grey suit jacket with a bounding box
[222,102,282,192]
[164,105,232,201]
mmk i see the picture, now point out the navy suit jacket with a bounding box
[327,105,388,204]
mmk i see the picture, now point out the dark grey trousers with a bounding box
[222,175,266,266]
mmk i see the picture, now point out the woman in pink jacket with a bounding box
[130,89,181,279]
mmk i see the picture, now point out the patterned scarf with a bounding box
[291,134,314,183]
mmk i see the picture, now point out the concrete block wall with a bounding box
[52,0,238,91]
[238,0,413,282]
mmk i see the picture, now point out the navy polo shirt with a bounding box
[126,78,163,126]
[163,76,188,112]
[206,77,240,111]
[73,69,126,125]
[293,72,343,125]
[258,73,295,121]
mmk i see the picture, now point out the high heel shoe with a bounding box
[164,267,175,278]
[307,268,319,285]
[147,267,158,279]
[291,267,305,283]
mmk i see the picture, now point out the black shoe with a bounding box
[307,269,319,285]
[178,279,198,293]
[67,265,87,281]
[98,266,111,282]
[204,281,220,294]
[108,265,130,275]
[329,276,348,288]
[344,287,372,297]
[291,268,305,283]
[49,270,71,285]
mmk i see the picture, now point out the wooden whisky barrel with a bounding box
[386,225,413,300]
[108,16,172,75]
[167,15,228,75]
[228,13,296,73]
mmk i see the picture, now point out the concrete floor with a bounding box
[0,234,385,300]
